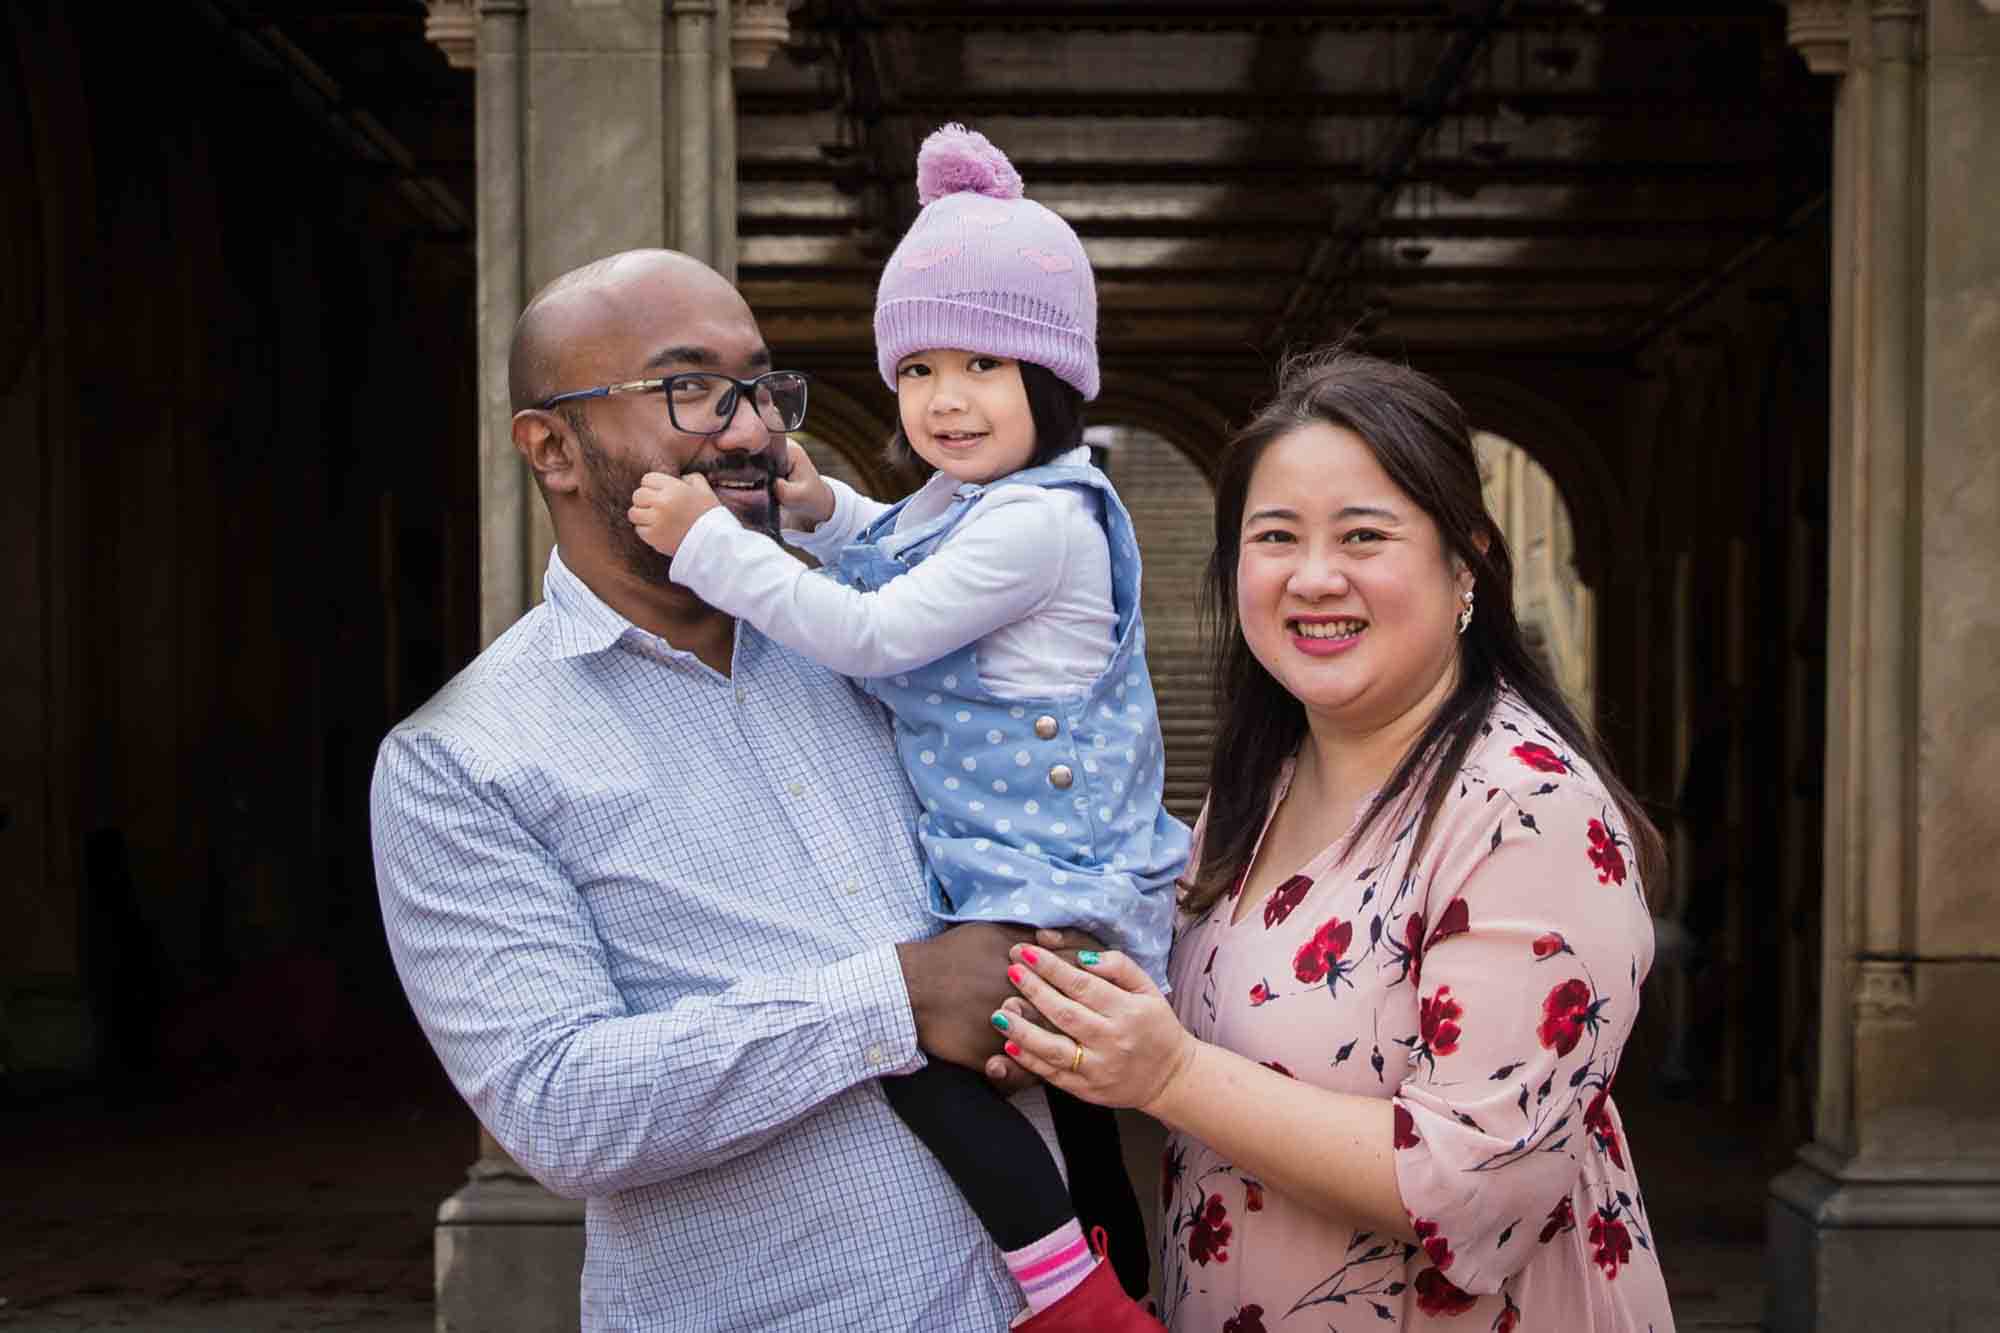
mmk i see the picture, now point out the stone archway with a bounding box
[1473,430,1596,721]
[1091,372,1236,482]
[1443,373,1625,595]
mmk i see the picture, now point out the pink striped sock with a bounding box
[1002,1219,1094,1316]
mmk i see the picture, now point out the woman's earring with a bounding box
[1456,588,1475,636]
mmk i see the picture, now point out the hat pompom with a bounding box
[915,123,1023,206]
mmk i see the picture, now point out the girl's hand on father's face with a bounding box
[630,471,720,555]
[993,940,1198,1116]
[773,440,836,530]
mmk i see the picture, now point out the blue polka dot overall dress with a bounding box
[823,460,1189,987]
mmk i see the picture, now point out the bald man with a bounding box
[370,251,1105,1330]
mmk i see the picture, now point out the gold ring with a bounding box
[1070,1043,1085,1074]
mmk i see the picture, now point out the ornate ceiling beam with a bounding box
[740,157,1772,188]
[741,89,1826,122]
[739,214,1778,241]
[867,3,1775,33]
[1268,0,1512,345]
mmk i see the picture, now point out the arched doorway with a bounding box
[1473,431,1595,719]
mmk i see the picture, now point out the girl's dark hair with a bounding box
[884,359,1086,474]
[1184,347,1664,916]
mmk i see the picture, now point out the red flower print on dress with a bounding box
[1222,1305,1266,1333]
[1539,1194,1576,1244]
[1399,911,1427,987]
[1414,1266,1478,1316]
[1244,1180,1265,1212]
[1589,1207,1633,1280]
[1587,818,1628,885]
[1492,1293,1521,1333]
[1420,985,1465,1058]
[1292,916,1355,989]
[1537,978,1601,1057]
[1394,1102,1422,1149]
[1512,741,1569,774]
[1426,897,1470,950]
[1584,1088,1626,1169]
[1262,874,1313,929]
[1532,931,1573,960]
[1249,980,1271,1006]
[1412,1217,1455,1271]
[1187,1193,1233,1266]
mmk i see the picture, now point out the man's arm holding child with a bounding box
[372,727,1041,1198]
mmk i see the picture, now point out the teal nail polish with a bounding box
[1078,950,1101,966]
[990,1012,1011,1032]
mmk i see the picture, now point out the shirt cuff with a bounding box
[824,942,925,1078]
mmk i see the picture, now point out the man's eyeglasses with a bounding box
[535,370,810,437]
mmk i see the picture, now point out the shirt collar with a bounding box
[542,546,712,665]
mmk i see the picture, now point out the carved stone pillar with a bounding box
[419,1,768,1326]
[1769,3,2000,1328]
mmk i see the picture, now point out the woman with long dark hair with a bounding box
[988,348,1676,1330]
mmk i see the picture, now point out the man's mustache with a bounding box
[681,448,783,486]
[679,447,784,536]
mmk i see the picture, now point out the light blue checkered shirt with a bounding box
[372,549,1046,1331]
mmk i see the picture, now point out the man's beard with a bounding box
[572,413,783,589]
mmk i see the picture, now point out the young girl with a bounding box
[630,125,1184,1331]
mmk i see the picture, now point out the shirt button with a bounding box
[735,686,747,703]
[865,1044,886,1069]
[844,879,861,896]
[786,780,805,797]
[1033,714,1060,740]
[1049,765,1074,789]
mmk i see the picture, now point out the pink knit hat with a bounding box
[873,124,1099,401]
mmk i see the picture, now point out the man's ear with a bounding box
[513,409,579,494]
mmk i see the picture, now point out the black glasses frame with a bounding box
[534,370,810,437]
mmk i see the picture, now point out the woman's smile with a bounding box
[1288,615,1368,655]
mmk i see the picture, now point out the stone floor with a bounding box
[1,1060,1778,1331]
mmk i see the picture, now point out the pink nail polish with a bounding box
[1007,965,1024,985]
[1005,1041,1022,1058]
[1021,947,1040,966]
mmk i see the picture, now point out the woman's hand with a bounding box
[993,937,1200,1116]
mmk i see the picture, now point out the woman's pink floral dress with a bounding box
[1161,693,1674,1332]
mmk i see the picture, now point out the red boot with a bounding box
[1010,1229,1166,1333]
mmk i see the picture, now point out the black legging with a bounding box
[881,1062,1151,1300]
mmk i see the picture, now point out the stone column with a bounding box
[1769,3,2000,1328]
[422,1,781,1326]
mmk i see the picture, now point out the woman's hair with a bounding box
[883,360,1086,476]
[1183,346,1664,916]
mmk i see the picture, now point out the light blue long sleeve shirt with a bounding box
[370,549,1044,1331]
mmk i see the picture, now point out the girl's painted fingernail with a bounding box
[991,1012,1010,1032]
[1007,965,1025,985]
[1004,1041,1022,1059]
[1020,947,1041,966]
[1078,950,1101,966]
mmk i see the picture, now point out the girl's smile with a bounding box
[897,350,1037,483]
